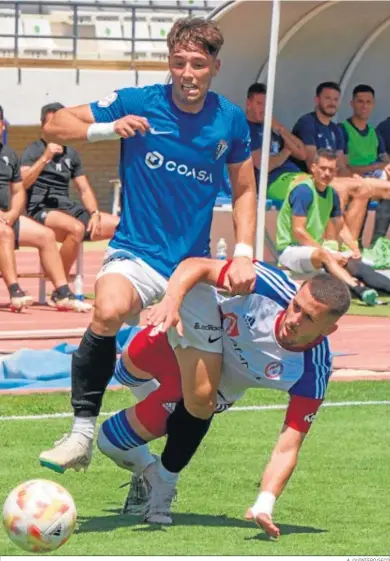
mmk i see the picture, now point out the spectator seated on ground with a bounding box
[276,148,390,306]
[245,82,306,197]
[20,103,119,279]
[0,106,91,312]
[292,81,390,245]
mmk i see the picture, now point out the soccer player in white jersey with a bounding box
[39,18,257,479]
[97,258,351,534]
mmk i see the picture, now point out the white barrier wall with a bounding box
[0,68,168,124]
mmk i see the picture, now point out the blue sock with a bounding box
[101,409,146,451]
[114,357,147,388]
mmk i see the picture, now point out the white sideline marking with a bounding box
[0,400,389,422]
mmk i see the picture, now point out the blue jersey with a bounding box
[90,84,251,278]
[247,121,299,186]
[377,117,390,154]
[289,183,341,218]
[292,112,344,172]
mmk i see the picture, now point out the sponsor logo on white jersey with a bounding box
[145,152,213,183]
[223,312,239,337]
[231,339,248,368]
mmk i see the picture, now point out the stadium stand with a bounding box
[0,0,213,60]
[0,14,16,56]
[94,14,126,58]
[122,14,154,60]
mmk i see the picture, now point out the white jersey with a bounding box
[217,262,332,406]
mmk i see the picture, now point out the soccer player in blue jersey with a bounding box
[97,259,350,535]
[39,18,257,482]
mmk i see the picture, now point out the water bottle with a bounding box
[74,274,84,301]
[271,140,280,154]
[216,237,228,260]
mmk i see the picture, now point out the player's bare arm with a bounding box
[43,103,150,143]
[304,145,318,170]
[272,119,306,160]
[335,151,354,177]
[146,258,228,333]
[292,215,322,248]
[334,217,361,259]
[246,392,324,539]
[228,157,257,294]
[3,181,26,225]
[251,147,291,172]
[21,144,63,190]
[246,424,306,539]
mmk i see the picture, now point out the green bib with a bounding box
[342,120,378,166]
[276,176,334,252]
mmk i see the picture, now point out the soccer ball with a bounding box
[2,479,77,553]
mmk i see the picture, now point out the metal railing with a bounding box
[0,0,215,60]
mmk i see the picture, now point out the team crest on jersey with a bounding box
[64,158,71,169]
[215,139,228,161]
[223,312,239,337]
[265,361,283,379]
[2,156,9,166]
[97,92,118,107]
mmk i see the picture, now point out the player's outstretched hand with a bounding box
[245,508,281,539]
[225,257,256,295]
[113,115,150,138]
[146,294,184,337]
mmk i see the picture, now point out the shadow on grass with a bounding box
[76,510,326,538]
[245,524,327,541]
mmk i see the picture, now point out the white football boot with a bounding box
[39,433,93,474]
[143,461,177,525]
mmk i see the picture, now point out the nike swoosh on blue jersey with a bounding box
[149,128,174,135]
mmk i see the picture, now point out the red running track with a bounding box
[1,251,389,373]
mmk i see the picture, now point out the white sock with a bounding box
[97,427,155,474]
[125,445,156,474]
[158,459,179,484]
[72,417,97,440]
[130,379,160,401]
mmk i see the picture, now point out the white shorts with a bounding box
[167,282,222,354]
[97,248,222,354]
[278,246,317,273]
